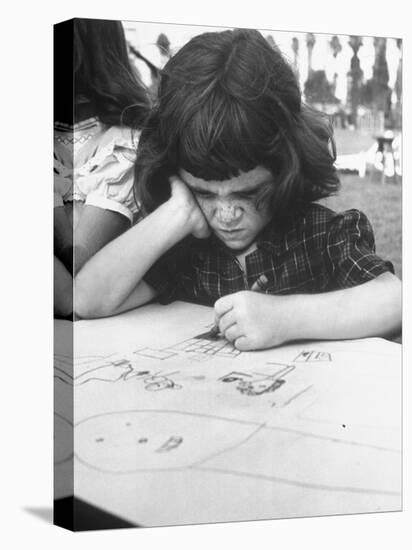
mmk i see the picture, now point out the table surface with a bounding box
[54,301,402,528]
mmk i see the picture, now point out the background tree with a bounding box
[306,32,316,76]
[291,37,299,81]
[361,37,392,127]
[395,38,402,106]
[156,33,171,59]
[347,36,363,127]
[329,35,342,97]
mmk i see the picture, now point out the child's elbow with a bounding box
[74,275,111,319]
[74,290,98,320]
[383,271,401,307]
[389,274,402,326]
[377,272,402,335]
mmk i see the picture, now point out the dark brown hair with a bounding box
[55,18,151,127]
[135,28,339,218]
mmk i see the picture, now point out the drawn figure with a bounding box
[54,354,135,385]
[133,348,178,360]
[54,413,73,465]
[294,350,332,362]
[220,365,295,397]
[125,370,151,380]
[131,327,242,363]
[219,372,252,383]
[76,361,134,385]
[56,350,185,392]
[75,410,261,473]
[155,436,183,452]
[238,377,286,396]
[169,335,241,360]
[143,373,182,391]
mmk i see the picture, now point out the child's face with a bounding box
[179,166,274,251]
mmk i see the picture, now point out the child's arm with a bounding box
[75,177,210,319]
[214,272,401,350]
[72,205,130,274]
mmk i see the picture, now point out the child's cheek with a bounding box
[242,199,259,212]
[196,198,214,219]
[240,199,263,218]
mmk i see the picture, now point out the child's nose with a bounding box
[215,201,243,224]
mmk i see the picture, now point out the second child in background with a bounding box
[54,19,151,317]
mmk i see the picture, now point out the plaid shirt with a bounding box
[144,204,394,306]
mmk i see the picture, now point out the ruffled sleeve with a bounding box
[326,209,394,288]
[74,126,141,224]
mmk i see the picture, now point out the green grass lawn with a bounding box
[320,174,402,279]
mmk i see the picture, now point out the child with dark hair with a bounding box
[54,19,151,317]
[76,29,401,350]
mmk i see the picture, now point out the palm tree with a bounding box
[306,33,316,76]
[156,33,171,59]
[329,35,342,96]
[291,37,299,80]
[347,36,363,127]
[395,39,402,107]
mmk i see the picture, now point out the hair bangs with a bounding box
[135,29,340,215]
[174,91,284,181]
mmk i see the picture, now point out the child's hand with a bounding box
[169,176,211,239]
[214,291,296,351]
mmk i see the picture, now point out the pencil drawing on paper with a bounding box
[134,328,241,363]
[132,348,178,361]
[75,409,262,473]
[73,408,400,499]
[219,364,295,396]
[156,436,184,452]
[54,353,183,391]
[141,372,182,391]
[293,350,332,362]
[53,321,401,514]
[54,354,135,385]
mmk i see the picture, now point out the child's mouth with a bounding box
[218,228,243,235]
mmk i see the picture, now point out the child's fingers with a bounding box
[223,323,242,343]
[218,309,237,335]
[214,294,234,321]
[233,336,252,351]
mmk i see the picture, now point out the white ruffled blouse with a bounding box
[54,117,140,223]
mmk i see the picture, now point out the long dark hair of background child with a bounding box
[54,19,151,318]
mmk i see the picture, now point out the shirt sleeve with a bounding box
[84,161,137,223]
[326,209,394,288]
[76,127,141,223]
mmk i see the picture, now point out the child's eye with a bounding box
[194,190,214,199]
[236,191,258,200]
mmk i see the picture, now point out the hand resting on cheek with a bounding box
[169,176,211,239]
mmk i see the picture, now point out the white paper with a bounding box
[54,301,402,526]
